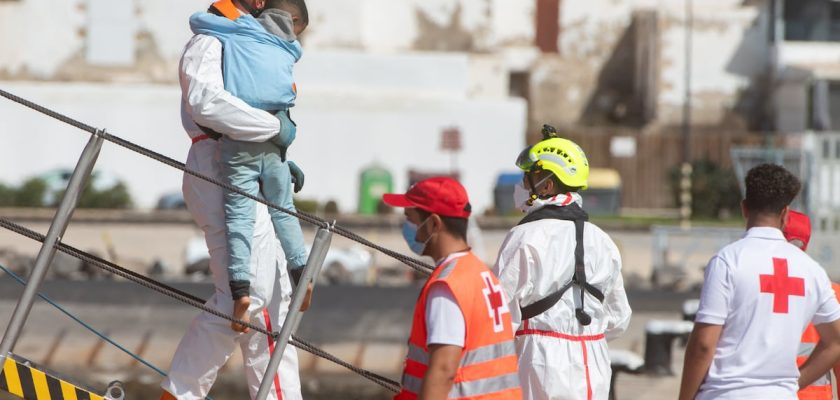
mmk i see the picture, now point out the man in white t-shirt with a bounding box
[678,164,840,400]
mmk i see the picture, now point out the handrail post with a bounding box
[255,226,332,400]
[0,132,104,365]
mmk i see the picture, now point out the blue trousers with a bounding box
[221,112,306,283]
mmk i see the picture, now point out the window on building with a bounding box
[784,0,840,41]
[509,72,531,101]
[835,139,840,159]
[809,81,840,131]
[824,139,831,158]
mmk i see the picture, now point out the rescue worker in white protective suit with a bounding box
[160,0,306,399]
[493,125,632,400]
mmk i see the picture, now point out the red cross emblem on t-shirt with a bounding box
[759,257,805,314]
[481,271,510,333]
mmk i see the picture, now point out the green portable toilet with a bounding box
[358,165,394,215]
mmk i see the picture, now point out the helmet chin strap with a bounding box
[525,173,554,206]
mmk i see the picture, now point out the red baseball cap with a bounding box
[784,210,811,251]
[382,177,472,218]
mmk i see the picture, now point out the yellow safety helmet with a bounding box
[515,125,590,190]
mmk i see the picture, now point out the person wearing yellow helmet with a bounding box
[516,128,590,189]
[493,125,632,400]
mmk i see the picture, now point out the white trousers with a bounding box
[162,142,302,400]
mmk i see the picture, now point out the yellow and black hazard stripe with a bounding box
[0,356,104,400]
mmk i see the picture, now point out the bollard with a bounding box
[609,349,644,400]
[643,320,694,376]
[106,381,125,400]
[682,299,700,321]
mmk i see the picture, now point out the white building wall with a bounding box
[0,0,778,212]
[138,0,210,62]
[292,93,526,215]
[0,0,84,78]
[0,76,525,213]
[0,82,187,209]
[0,0,529,212]
[558,0,770,126]
[658,2,769,124]
[296,51,470,99]
[777,41,840,80]
[218,0,535,53]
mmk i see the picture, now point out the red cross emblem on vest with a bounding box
[481,271,510,333]
[760,258,805,314]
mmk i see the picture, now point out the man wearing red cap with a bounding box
[787,211,840,400]
[384,177,522,400]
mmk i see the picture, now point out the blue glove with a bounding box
[288,161,305,193]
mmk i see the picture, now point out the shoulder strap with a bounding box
[517,203,588,226]
[520,281,574,321]
[517,203,604,325]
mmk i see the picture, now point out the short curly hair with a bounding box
[744,164,801,215]
[265,0,308,25]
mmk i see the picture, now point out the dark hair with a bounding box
[417,209,469,241]
[530,169,580,195]
[744,164,801,215]
[265,0,309,25]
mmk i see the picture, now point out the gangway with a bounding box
[0,88,433,399]
[1,353,124,400]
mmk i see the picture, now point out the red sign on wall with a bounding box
[441,127,462,152]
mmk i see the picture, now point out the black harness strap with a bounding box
[517,203,604,326]
[196,125,223,140]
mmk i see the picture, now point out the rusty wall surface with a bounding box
[528,0,772,134]
[655,2,772,129]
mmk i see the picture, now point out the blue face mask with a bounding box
[402,218,432,256]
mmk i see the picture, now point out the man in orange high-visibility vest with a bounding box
[384,177,523,400]
[788,210,840,400]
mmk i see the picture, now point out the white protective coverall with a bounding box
[161,33,302,400]
[493,193,632,400]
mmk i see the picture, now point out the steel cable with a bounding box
[0,87,416,392]
[0,88,434,276]
[0,217,274,336]
[0,217,402,393]
[0,263,170,377]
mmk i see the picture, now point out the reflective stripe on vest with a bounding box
[397,252,522,400]
[402,372,521,399]
[406,341,517,369]
[797,284,840,400]
[437,259,458,279]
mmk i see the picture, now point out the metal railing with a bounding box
[0,88,421,399]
